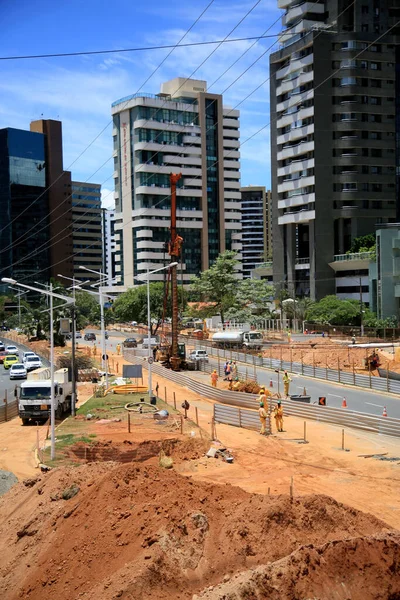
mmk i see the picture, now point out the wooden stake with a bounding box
[195,406,199,426]
[180,415,184,435]
[342,429,345,451]
[352,359,355,385]
[386,362,390,392]
[128,412,131,433]
[173,392,176,410]
[268,487,270,495]
[164,386,167,403]
[290,476,293,500]
[304,421,306,443]
[337,357,341,383]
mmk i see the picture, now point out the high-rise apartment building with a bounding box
[0,120,73,289]
[240,186,272,278]
[270,0,400,300]
[111,77,241,288]
[102,207,116,286]
[71,182,102,283]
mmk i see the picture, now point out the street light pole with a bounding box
[49,283,56,460]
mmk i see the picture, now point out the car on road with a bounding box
[6,345,18,355]
[189,350,209,362]
[130,321,138,326]
[0,350,7,363]
[4,354,19,369]
[22,351,36,363]
[9,363,27,379]
[84,332,96,341]
[0,342,5,352]
[24,355,42,371]
[123,338,138,348]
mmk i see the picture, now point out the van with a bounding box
[189,350,209,362]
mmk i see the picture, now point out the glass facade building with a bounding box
[0,128,50,287]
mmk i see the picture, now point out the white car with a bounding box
[9,363,27,379]
[189,350,209,362]
[22,351,36,363]
[6,345,18,355]
[24,355,42,371]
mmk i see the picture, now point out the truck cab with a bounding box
[17,368,72,424]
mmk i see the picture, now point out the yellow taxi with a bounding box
[4,354,19,369]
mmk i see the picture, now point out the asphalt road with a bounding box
[207,355,400,419]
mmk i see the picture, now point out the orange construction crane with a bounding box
[169,172,182,371]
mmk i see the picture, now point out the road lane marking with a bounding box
[365,402,383,408]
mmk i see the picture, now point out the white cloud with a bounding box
[101,188,115,209]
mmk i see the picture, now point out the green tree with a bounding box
[74,291,101,329]
[113,282,187,335]
[190,251,238,328]
[348,234,376,254]
[305,295,360,326]
[225,279,275,324]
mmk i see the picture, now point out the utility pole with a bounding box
[169,172,182,371]
[359,277,364,337]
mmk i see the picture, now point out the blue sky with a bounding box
[0,0,281,208]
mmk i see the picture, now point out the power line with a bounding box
[0,33,289,62]
[0,0,268,258]
[0,0,217,238]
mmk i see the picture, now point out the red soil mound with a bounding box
[0,462,393,600]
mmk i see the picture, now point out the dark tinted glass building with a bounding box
[0,128,50,286]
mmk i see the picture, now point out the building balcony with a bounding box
[136,163,201,177]
[328,252,374,272]
[163,154,201,166]
[277,105,314,128]
[135,185,203,197]
[277,140,314,161]
[276,52,313,81]
[182,134,201,145]
[277,123,314,146]
[223,118,240,129]
[223,159,240,170]
[223,108,240,118]
[224,190,241,200]
[277,157,314,177]
[133,119,201,133]
[276,88,314,114]
[295,257,310,269]
[223,138,240,149]
[278,176,315,194]
[223,149,240,159]
[278,192,315,209]
[278,209,315,225]
[276,70,314,96]
[283,2,325,27]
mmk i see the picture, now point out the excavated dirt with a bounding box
[0,462,395,600]
[198,534,400,600]
[264,339,383,374]
[66,437,208,464]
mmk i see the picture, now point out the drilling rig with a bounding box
[168,172,183,371]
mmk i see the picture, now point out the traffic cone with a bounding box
[303,386,307,396]
[269,379,273,388]
[342,397,347,408]
[382,406,388,417]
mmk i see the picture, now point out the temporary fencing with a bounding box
[214,403,271,435]
[0,397,18,423]
[192,342,400,396]
[124,352,400,439]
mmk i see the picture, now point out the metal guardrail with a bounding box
[194,343,400,396]
[124,353,400,438]
[214,404,271,434]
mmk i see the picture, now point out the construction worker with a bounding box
[282,370,291,397]
[211,369,218,388]
[258,402,268,435]
[116,343,121,356]
[274,400,284,432]
[232,361,238,381]
[258,386,268,407]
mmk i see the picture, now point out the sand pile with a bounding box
[0,461,394,600]
[198,534,400,599]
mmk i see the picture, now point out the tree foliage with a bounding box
[113,282,187,335]
[190,251,238,326]
[348,234,376,254]
[305,295,361,326]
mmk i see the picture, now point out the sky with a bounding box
[0,0,281,209]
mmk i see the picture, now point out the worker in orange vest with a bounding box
[258,402,268,435]
[274,400,284,432]
[211,369,218,388]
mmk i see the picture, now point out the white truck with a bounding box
[211,330,263,350]
[17,367,72,425]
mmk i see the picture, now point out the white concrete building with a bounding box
[111,77,242,289]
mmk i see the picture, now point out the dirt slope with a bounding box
[0,461,394,600]
[198,534,400,600]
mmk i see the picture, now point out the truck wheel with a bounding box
[21,418,29,426]
[56,406,63,420]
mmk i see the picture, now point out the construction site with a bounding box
[1,175,400,599]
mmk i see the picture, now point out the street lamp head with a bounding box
[169,262,178,268]
[1,277,17,284]
[79,265,87,271]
